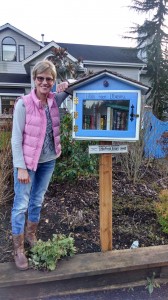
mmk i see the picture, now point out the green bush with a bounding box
[155,189,168,234]
[29,234,76,271]
[53,113,98,181]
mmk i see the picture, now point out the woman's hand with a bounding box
[56,81,69,93]
[18,168,31,184]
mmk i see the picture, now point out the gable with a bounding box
[72,75,144,92]
[0,24,44,75]
[67,70,150,95]
[0,23,43,47]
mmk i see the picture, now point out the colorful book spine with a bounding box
[83,109,128,131]
[96,112,101,130]
[112,110,128,130]
[116,111,122,130]
[106,107,113,130]
[83,115,90,129]
[100,115,107,130]
[90,115,95,129]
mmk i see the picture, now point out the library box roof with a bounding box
[66,69,150,95]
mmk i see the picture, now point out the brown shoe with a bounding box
[25,220,38,247]
[13,234,28,271]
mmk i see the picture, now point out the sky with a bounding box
[1,0,149,47]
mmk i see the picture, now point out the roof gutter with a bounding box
[83,60,147,68]
[0,83,31,87]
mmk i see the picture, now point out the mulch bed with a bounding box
[1,159,168,264]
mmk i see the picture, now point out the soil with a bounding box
[1,159,168,264]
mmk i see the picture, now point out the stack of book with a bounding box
[82,104,129,130]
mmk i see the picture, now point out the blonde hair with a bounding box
[32,60,57,81]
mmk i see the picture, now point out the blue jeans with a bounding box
[11,160,56,235]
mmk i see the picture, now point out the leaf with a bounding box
[48,261,56,271]
[148,283,154,294]
[29,234,76,271]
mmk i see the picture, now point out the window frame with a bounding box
[2,37,17,62]
[0,94,23,115]
[18,45,25,61]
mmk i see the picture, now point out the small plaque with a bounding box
[89,145,128,154]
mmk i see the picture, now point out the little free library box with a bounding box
[66,69,150,251]
[67,69,150,142]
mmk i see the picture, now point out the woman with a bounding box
[11,60,69,270]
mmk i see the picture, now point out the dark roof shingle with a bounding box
[53,43,143,64]
[0,74,30,84]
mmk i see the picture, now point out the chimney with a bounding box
[41,34,44,45]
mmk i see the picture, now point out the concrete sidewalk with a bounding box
[1,245,168,300]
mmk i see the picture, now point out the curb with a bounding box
[1,245,168,300]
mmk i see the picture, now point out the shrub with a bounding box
[53,113,98,181]
[117,112,155,183]
[0,118,13,205]
[117,133,151,183]
[29,234,76,271]
[155,189,168,234]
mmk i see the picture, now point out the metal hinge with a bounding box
[74,111,78,119]
[73,125,78,132]
[74,97,78,104]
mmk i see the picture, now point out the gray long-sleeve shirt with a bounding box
[11,92,68,169]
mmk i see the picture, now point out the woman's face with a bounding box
[34,70,55,100]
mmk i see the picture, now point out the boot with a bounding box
[25,220,38,247]
[13,234,28,270]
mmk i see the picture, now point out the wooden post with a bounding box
[99,142,112,251]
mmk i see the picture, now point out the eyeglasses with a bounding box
[36,76,54,83]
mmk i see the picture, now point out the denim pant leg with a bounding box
[11,168,35,235]
[28,160,56,223]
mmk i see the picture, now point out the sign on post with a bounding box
[89,145,128,154]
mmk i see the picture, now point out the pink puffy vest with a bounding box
[22,89,61,171]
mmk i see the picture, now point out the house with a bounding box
[0,23,148,115]
[2,23,168,158]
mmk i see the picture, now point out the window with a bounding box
[82,100,129,130]
[2,37,16,61]
[1,96,16,114]
[19,45,25,61]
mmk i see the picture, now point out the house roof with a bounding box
[66,69,150,95]
[55,42,144,66]
[22,41,145,70]
[0,23,144,67]
[0,73,30,84]
[0,23,44,47]
[0,88,25,94]
[0,74,31,89]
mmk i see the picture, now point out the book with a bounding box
[90,115,95,129]
[106,107,113,130]
[92,103,96,129]
[113,109,128,130]
[112,110,117,130]
[83,115,90,129]
[116,111,122,130]
[96,112,101,130]
[100,115,107,130]
[120,111,128,130]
